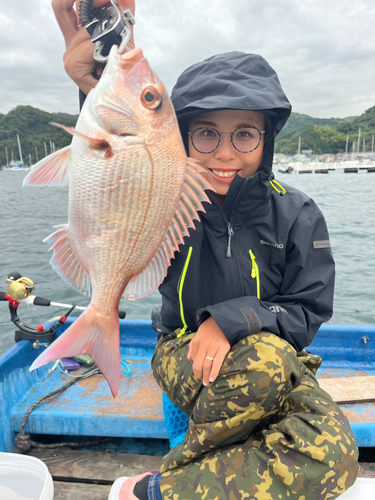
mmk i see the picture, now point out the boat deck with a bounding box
[27,448,162,500]
[3,323,375,453]
[26,448,375,500]
[11,358,167,440]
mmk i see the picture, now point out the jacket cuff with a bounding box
[195,309,211,327]
[196,304,261,345]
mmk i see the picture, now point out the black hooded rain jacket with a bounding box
[159,52,334,352]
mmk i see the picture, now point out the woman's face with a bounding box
[188,110,266,197]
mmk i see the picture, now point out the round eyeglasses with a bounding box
[188,126,265,154]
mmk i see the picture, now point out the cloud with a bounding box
[0,0,374,118]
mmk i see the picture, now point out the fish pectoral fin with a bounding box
[123,159,212,301]
[22,146,70,187]
[50,122,110,150]
[186,156,207,174]
[44,224,91,295]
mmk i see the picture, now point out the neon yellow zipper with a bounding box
[249,250,261,299]
[270,179,286,196]
[177,246,193,337]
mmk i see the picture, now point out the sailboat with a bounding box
[5,135,30,170]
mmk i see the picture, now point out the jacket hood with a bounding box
[171,51,291,137]
[171,52,291,178]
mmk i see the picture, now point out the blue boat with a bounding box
[1,318,375,455]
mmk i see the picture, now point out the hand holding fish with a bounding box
[52,0,135,94]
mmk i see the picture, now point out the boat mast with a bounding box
[16,134,24,165]
[297,136,301,155]
[35,146,39,162]
[345,134,349,155]
[357,128,361,154]
[5,147,9,167]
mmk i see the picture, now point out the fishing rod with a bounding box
[0,272,126,345]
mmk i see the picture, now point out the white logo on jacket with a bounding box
[260,240,284,249]
[269,305,288,314]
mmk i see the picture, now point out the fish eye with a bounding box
[141,87,162,110]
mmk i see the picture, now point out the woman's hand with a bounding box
[52,0,135,95]
[187,317,230,386]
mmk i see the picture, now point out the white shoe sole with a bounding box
[108,476,131,500]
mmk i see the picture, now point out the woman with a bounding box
[53,1,359,499]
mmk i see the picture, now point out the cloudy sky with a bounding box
[1,0,374,119]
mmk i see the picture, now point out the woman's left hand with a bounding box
[52,0,135,95]
[187,317,230,386]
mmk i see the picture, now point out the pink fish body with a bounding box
[23,47,211,396]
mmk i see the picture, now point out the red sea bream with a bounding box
[23,46,211,396]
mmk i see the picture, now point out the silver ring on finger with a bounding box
[205,356,215,361]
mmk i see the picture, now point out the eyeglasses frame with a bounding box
[188,126,266,154]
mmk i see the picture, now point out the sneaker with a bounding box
[108,472,152,500]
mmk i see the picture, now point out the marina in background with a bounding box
[276,129,375,174]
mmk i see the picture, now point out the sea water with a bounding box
[0,168,374,356]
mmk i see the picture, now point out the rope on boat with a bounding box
[13,367,110,454]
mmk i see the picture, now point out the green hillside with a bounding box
[277,112,355,140]
[1,104,374,163]
[0,106,77,166]
[275,106,375,155]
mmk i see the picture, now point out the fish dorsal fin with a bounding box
[23,146,70,187]
[44,224,91,295]
[124,159,212,300]
[50,122,110,150]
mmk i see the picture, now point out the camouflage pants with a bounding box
[151,331,359,500]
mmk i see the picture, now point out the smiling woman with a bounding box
[150,51,359,500]
[187,110,266,199]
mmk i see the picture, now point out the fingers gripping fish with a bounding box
[23,47,212,396]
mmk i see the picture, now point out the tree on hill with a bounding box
[275,125,348,155]
[0,106,77,166]
[351,105,375,131]
[277,112,356,140]
[329,106,375,144]
[275,104,375,155]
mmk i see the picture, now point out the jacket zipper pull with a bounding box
[226,223,234,258]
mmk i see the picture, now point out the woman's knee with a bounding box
[219,332,304,393]
[192,333,305,425]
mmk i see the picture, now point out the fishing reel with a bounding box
[1,272,76,345]
[5,272,34,300]
[79,0,135,64]
[1,271,126,346]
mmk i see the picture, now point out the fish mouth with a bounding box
[103,46,145,82]
[120,47,144,66]
[109,45,144,71]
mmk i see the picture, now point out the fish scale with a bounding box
[23,46,212,396]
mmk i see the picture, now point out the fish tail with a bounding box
[30,308,121,397]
